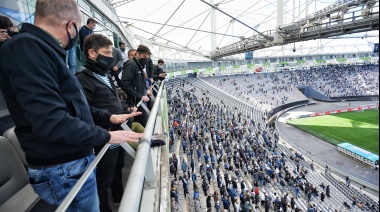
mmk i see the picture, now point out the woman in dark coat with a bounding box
[321,192,325,202]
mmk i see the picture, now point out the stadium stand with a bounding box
[166,77,379,211]
[202,64,379,112]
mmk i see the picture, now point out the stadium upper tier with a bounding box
[291,64,379,97]
[201,64,379,111]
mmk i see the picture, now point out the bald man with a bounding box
[0,0,143,210]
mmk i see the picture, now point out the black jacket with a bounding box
[121,57,146,106]
[76,69,123,130]
[0,23,111,166]
[153,65,164,82]
[146,58,154,79]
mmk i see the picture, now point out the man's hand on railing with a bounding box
[110,112,142,124]
[146,89,153,96]
[108,131,144,144]
[142,96,150,102]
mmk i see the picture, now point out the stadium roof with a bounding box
[113,0,379,59]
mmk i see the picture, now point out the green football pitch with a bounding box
[287,110,379,154]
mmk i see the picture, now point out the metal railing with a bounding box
[56,81,166,212]
[118,82,164,211]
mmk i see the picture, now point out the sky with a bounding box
[115,0,379,58]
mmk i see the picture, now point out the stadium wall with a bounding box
[297,86,329,101]
[267,100,310,120]
[330,95,379,102]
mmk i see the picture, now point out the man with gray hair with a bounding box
[0,0,143,211]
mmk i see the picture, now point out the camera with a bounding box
[7,29,18,37]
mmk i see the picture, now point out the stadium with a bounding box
[0,0,379,212]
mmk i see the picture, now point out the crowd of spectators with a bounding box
[205,63,379,111]
[165,80,379,212]
[291,64,379,97]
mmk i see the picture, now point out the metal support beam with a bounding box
[293,0,296,22]
[277,0,284,28]
[120,143,137,159]
[110,0,136,8]
[141,103,151,115]
[200,0,274,41]
[298,0,301,21]
[120,122,137,159]
[57,144,111,211]
[210,1,380,60]
[150,0,186,41]
[210,0,217,51]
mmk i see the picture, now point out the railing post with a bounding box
[55,144,111,212]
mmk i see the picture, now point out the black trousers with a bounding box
[135,103,149,127]
[94,146,125,212]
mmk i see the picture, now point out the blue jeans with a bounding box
[66,48,76,74]
[28,155,99,212]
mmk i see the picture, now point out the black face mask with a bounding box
[65,22,79,51]
[96,53,114,71]
[139,58,148,67]
[120,48,126,52]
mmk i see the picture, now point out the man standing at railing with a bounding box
[0,0,143,211]
[76,33,143,211]
[121,45,153,127]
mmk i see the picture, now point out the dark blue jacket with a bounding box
[192,173,197,182]
[222,198,230,209]
[0,23,111,166]
[79,25,93,50]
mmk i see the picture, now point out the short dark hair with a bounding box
[158,59,165,64]
[0,16,13,29]
[136,45,152,55]
[87,18,97,25]
[83,34,113,58]
[128,49,136,57]
[119,41,125,47]
[35,0,81,26]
